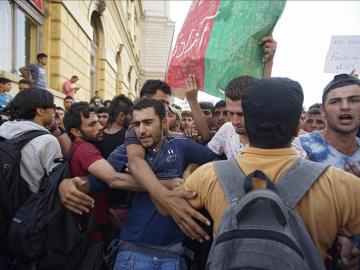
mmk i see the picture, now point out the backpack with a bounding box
[0,130,48,254]
[7,148,91,270]
[207,158,329,270]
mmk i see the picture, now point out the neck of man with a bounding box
[105,121,123,134]
[32,117,45,128]
[152,136,164,152]
[321,128,359,156]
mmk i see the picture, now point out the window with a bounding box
[16,8,39,69]
[0,0,41,73]
[90,42,97,95]
[0,1,12,71]
[90,12,100,96]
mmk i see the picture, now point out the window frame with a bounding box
[0,0,43,74]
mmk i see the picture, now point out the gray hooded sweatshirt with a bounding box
[0,120,62,193]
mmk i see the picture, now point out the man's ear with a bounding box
[70,128,81,139]
[117,112,125,121]
[162,117,168,129]
[36,107,46,116]
[320,105,326,118]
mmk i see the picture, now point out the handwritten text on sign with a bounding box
[325,36,360,74]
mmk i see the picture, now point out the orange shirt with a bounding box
[185,147,360,258]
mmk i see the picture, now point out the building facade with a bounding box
[0,0,143,105]
[140,1,175,86]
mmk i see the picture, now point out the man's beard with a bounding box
[80,130,103,142]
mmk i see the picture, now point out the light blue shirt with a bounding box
[0,92,13,110]
[300,131,360,169]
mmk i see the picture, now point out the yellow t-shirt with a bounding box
[185,146,360,258]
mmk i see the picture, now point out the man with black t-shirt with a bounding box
[95,95,133,158]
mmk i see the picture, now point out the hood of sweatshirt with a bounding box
[0,120,49,140]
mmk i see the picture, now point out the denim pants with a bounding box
[0,252,12,270]
[114,250,187,270]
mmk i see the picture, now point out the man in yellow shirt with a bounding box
[185,77,360,265]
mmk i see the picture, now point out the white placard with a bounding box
[325,35,360,74]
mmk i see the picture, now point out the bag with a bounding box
[7,148,91,270]
[207,158,329,270]
[0,130,48,254]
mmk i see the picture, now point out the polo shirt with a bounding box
[185,146,360,258]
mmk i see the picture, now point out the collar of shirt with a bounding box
[241,146,298,157]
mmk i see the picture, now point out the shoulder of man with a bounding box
[124,124,141,146]
[26,63,37,70]
[184,162,219,202]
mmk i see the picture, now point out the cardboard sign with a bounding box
[325,36,360,74]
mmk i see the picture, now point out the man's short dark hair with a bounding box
[104,100,112,107]
[0,77,11,84]
[242,77,303,149]
[199,101,214,114]
[140,80,172,98]
[71,75,79,80]
[215,100,226,110]
[225,76,254,101]
[10,88,54,120]
[64,102,95,140]
[97,107,109,114]
[18,79,32,86]
[64,95,74,101]
[37,53,48,61]
[307,108,321,116]
[132,98,166,121]
[308,103,321,110]
[108,94,133,124]
[181,110,192,118]
[56,106,64,111]
[322,73,360,104]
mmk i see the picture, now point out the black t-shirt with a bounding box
[95,127,128,207]
[96,128,127,159]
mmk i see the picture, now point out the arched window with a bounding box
[90,11,103,96]
[116,51,123,95]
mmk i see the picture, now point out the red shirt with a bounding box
[63,80,76,98]
[70,140,109,243]
[70,140,103,176]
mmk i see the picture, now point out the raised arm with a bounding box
[18,66,32,81]
[185,75,212,142]
[261,35,277,78]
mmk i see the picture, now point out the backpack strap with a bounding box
[276,158,329,209]
[214,160,246,202]
[8,130,49,150]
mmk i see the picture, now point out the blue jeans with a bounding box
[114,250,187,270]
[0,252,12,270]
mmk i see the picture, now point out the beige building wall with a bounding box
[140,1,175,87]
[44,0,143,103]
[1,0,143,106]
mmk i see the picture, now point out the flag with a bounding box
[166,0,286,98]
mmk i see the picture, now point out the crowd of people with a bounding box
[1,36,360,270]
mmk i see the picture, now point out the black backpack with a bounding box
[0,130,48,254]
[7,148,91,270]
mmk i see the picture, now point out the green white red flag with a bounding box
[166,0,286,98]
